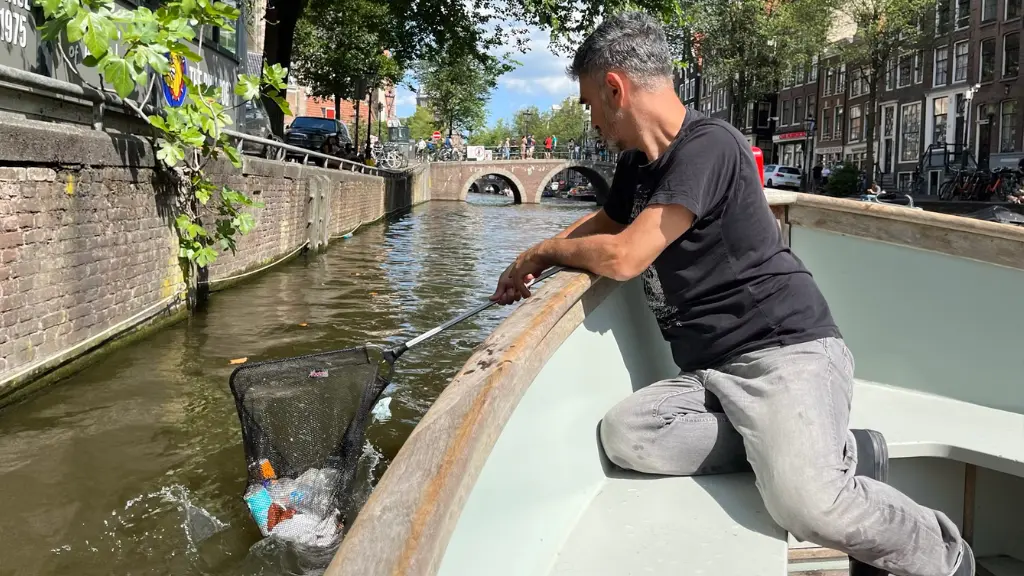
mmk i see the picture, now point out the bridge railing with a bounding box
[416,145,620,164]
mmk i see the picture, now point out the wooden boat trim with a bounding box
[767,191,1024,271]
[326,270,618,576]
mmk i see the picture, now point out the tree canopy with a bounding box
[405,106,439,140]
[834,0,936,173]
[291,0,405,115]
[260,0,684,132]
[472,97,590,147]
[673,0,836,123]
[413,52,504,137]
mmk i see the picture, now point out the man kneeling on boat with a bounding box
[491,12,972,576]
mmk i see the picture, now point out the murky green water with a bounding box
[0,194,595,576]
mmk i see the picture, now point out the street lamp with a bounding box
[962,83,980,168]
[803,115,816,192]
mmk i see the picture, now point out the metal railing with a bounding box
[0,63,406,178]
[413,145,619,164]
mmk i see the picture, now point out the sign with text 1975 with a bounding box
[1,0,31,48]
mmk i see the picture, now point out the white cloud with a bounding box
[500,75,576,96]
[495,26,577,99]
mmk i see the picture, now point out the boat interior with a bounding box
[327,192,1024,576]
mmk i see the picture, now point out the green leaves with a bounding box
[83,11,115,57]
[156,139,185,166]
[235,74,260,101]
[102,57,134,98]
[38,0,268,272]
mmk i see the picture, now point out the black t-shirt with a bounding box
[603,108,841,372]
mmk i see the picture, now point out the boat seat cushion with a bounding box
[850,380,1024,478]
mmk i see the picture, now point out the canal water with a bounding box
[0,194,595,576]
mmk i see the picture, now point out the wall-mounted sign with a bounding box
[161,52,189,107]
[773,131,807,143]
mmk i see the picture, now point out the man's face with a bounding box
[579,73,631,150]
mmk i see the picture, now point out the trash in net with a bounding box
[230,345,390,551]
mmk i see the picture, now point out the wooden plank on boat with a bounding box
[324,270,619,576]
[787,204,1024,272]
[776,194,1024,272]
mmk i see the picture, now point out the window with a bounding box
[746,102,754,128]
[783,99,792,125]
[1006,33,1020,77]
[981,38,996,82]
[757,102,771,128]
[202,0,239,56]
[821,104,832,140]
[954,41,969,82]
[793,64,804,85]
[839,65,847,92]
[807,96,816,122]
[937,0,951,33]
[934,47,949,85]
[811,57,819,82]
[852,71,862,97]
[834,106,844,139]
[1009,0,1022,19]
[886,59,896,90]
[983,0,997,21]
[782,72,793,89]
[849,106,863,142]
[915,52,924,84]
[900,102,922,162]
[825,67,835,95]
[794,97,804,126]
[956,0,970,28]
[1000,100,1019,152]
[898,53,913,87]
[933,96,949,144]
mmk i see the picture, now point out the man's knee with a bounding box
[599,401,645,471]
[759,469,848,544]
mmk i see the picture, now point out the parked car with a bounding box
[284,116,353,163]
[763,165,802,190]
[238,98,285,161]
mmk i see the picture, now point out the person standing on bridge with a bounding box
[520,135,527,159]
[490,12,972,576]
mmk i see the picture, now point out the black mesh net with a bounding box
[229,345,390,550]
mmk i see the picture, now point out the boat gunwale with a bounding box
[325,269,617,576]
[768,189,1024,245]
[327,191,1024,576]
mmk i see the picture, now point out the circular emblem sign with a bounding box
[161,52,189,108]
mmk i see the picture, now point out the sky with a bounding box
[391,26,579,128]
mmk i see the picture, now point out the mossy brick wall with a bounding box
[0,116,427,397]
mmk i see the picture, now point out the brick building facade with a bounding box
[676,0,1024,195]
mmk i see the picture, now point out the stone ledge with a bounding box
[0,113,155,168]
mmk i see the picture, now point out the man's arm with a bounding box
[555,207,626,239]
[530,203,695,282]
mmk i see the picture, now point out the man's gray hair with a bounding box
[567,12,673,90]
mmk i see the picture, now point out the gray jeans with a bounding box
[600,337,963,576]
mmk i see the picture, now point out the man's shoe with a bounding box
[852,428,890,483]
[952,541,975,576]
[849,429,891,576]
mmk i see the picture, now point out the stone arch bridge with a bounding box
[429,159,617,205]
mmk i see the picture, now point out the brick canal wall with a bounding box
[0,116,430,402]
